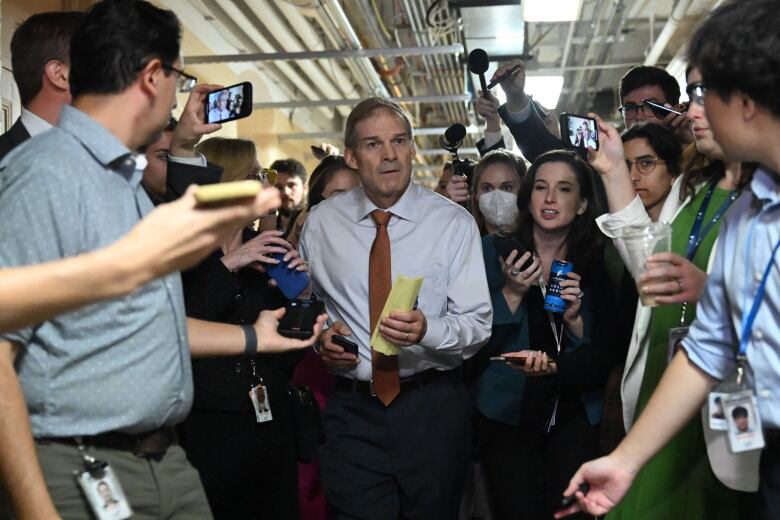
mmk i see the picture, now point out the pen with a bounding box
[486,64,522,90]
[560,482,590,509]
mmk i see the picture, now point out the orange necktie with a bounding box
[369,210,400,406]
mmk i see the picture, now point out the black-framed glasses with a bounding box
[686,81,708,106]
[618,99,672,119]
[162,64,197,92]
[626,156,666,175]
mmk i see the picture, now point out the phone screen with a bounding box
[561,113,599,151]
[205,82,253,124]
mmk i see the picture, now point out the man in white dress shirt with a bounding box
[299,97,492,519]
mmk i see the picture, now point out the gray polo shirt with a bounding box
[0,105,192,437]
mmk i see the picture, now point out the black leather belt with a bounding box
[336,367,457,398]
[39,427,177,458]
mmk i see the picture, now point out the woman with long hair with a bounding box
[469,149,527,236]
[178,137,307,519]
[477,150,633,519]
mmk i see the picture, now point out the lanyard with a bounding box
[686,182,739,261]
[737,237,780,359]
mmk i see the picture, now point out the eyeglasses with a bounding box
[246,168,277,184]
[625,156,666,175]
[162,64,197,93]
[686,81,708,106]
[618,99,672,120]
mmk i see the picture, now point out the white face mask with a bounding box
[478,189,519,232]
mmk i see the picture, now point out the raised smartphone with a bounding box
[205,82,253,124]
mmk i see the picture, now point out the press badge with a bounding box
[73,446,132,520]
[723,390,765,454]
[248,360,273,423]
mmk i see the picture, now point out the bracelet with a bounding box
[242,325,258,357]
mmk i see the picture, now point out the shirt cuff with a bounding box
[596,195,648,238]
[502,101,533,124]
[483,130,504,149]
[168,153,208,167]
[419,316,445,349]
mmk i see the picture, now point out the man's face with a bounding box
[703,89,749,163]
[143,58,179,148]
[735,415,749,433]
[274,172,305,212]
[97,483,113,502]
[142,130,174,200]
[344,109,415,208]
[622,84,668,128]
[218,92,228,110]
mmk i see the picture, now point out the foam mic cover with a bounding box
[444,123,467,147]
[468,49,489,91]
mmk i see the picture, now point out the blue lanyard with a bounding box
[738,237,780,358]
[686,182,739,261]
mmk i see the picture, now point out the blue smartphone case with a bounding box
[265,253,310,300]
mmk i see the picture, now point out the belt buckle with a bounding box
[369,379,376,397]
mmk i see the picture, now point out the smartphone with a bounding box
[194,180,261,204]
[492,238,534,271]
[560,113,599,151]
[265,253,309,300]
[278,299,325,339]
[489,355,529,365]
[205,82,253,124]
[332,335,359,356]
[311,145,327,160]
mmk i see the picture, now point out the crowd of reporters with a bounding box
[0,0,779,519]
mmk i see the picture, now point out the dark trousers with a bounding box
[759,431,780,519]
[180,404,298,520]
[320,369,471,520]
[477,397,599,520]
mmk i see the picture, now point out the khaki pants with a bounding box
[2,440,213,519]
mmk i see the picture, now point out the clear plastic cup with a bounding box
[622,222,673,307]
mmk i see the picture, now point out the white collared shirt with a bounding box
[20,108,52,137]
[299,181,493,380]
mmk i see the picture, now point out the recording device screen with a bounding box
[205,82,253,124]
[560,113,599,151]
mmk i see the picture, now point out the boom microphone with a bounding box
[467,48,489,92]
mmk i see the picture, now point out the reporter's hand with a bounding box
[492,59,527,111]
[476,90,501,131]
[587,113,627,176]
[560,271,584,328]
[312,142,340,159]
[639,252,707,305]
[379,309,427,346]
[254,307,327,353]
[446,175,469,203]
[319,321,359,368]
[121,184,280,278]
[504,350,557,377]
[170,84,223,157]
[221,230,291,272]
[554,455,637,518]
[501,251,543,299]
[662,105,693,146]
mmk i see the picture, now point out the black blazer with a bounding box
[182,230,303,412]
[0,118,31,162]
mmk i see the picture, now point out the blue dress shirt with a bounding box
[299,181,493,380]
[0,105,192,437]
[683,168,780,428]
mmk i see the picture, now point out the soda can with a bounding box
[543,260,573,314]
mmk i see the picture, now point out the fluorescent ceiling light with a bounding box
[523,0,581,22]
[525,76,564,109]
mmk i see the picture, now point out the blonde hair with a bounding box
[195,137,258,183]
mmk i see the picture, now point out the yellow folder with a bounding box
[370,275,424,356]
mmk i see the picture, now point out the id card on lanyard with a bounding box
[707,236,780,453]
[668,183,739,363]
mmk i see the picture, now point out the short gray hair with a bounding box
[344,97,413,149]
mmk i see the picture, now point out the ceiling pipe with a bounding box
[349,1,405,98]
[244,0,351,117]
[206,0,334,120]
[273,1,361,100]
[643,0,694,66]
[253,93,471,109]
[316,0,390,98]
[185,45,466,64]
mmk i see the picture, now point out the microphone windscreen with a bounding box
[444,123,467,145]
[467,49,489,75]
